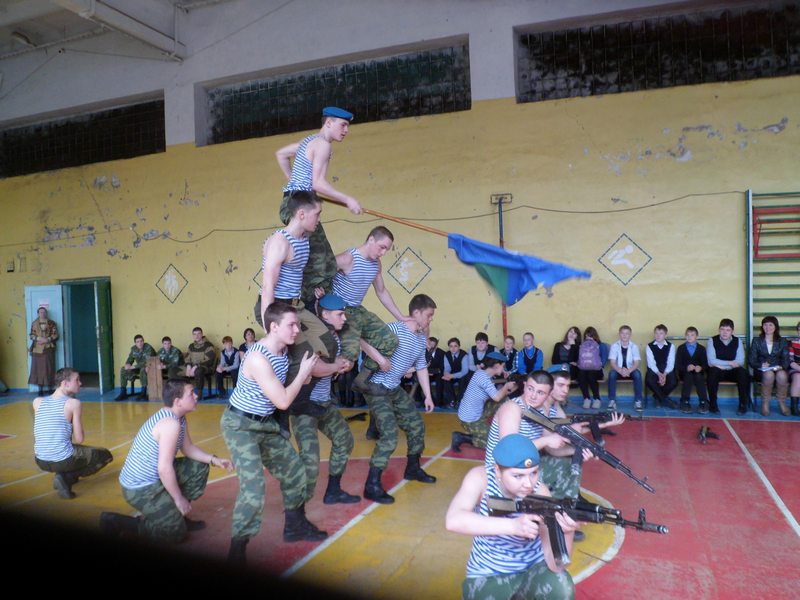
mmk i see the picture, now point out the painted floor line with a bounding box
[282,446,452,578]
[723,418,800,536]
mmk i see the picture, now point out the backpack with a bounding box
[578,339,602,371]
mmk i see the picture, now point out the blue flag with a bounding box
[447,233,591,306]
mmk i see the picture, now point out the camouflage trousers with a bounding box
[253,295,330,359]
[292,401,355,502]
[338,306,399,371]
[365,386,426,469]
[280,193,338,306]
[462,559,575,600]
[220,407,306,540]
[121,457,209,544]
[35,444,113,480]
[540,454,582,500]
[120,365,148,387]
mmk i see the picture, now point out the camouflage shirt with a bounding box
[125,343,156,367]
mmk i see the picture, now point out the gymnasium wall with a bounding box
[1,73,798,387]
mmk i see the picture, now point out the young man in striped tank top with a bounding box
[275,106,363,308]
[446,433,577,600]
[33,367,112,499]
[100,378,234,542]
[257,190,331,359]
[332,226,405,395]
[220,302,321,563]
[362,294,438,504]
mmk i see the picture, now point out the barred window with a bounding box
[516,2,800,103]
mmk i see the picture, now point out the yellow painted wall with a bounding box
[2,75,799,387]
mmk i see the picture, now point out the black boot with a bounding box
[53,473,76,499]
[136,386,148,401]
[283,505,328,543]
[363,466,394,504]
[791,397,800,416]
[404,454,436,483]
[365,415,380,440]
[114,387,128,402]
[709,399,720,414]
[450,431,473,453]
[99,512,140,537]
[323,474,361,505]
[227,537,249,564]
[736,401,747,416]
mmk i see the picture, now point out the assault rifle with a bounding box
[520,406,655,493]
[552,411,648,446]
[487,493,669,568]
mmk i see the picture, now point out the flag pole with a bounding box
[361,208,449,238]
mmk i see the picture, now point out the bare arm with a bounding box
[275,142,299,180]
[308,138,362,213]
[496,402,568,453]
[260,233,289,328]
[153,418,191,515]
[66,398,84,444]
[245,351,318,410]
[359,338,391,372]
[372,268,405,321]
[416,367,434,413]
[181,426,234,472]
[335,249,354,273]
[446,467,543,538]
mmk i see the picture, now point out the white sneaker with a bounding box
[591,399,601,409]
[607,399,617,410]
[583,398,591,409]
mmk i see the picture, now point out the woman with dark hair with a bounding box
[28,306,59,394]
[577,327,607,409]
[551,326,580,380]
[238,328,256,361]
[789,321,800,416]
[748,315,790,416]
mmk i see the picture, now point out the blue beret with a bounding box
[493,434,540,468]
[485,351,507,362]
[318,294,347,311]
[322,106,353,121]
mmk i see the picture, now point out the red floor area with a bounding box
[180,457,409,574]
[575,418,800,599]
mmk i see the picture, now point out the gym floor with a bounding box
[1,390,798,599]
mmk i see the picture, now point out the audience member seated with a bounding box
[238,327,256,361]
[215,336,240,400]
[114,334,156,401]
[551,326,580,380]
[426,336,446,406]
[516,332,543,375]
[442,337,471,408]
[675,326,709,414]
[645,324,677,410]
[499,335,518,376]
[157,336,184,380]
[185,326,216,400]
[577,326,605,409]
[607,324,644,411]
[706,318,750,415]
[748,315,790,416]
[790,321,800,416]
[469,332,496,372]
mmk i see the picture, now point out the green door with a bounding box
[94,279,114,394]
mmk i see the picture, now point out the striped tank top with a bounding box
[34,395,73,462]
[485,397,557,475]
[370,321,427,390]
[332,248,379,307]
[310,333,342,403]
[458,370,499,423]
[119,407,186,489]
[266,229,309,300]
[229,342,289,416]
[466,476,544,577]
[283,134,318,192]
